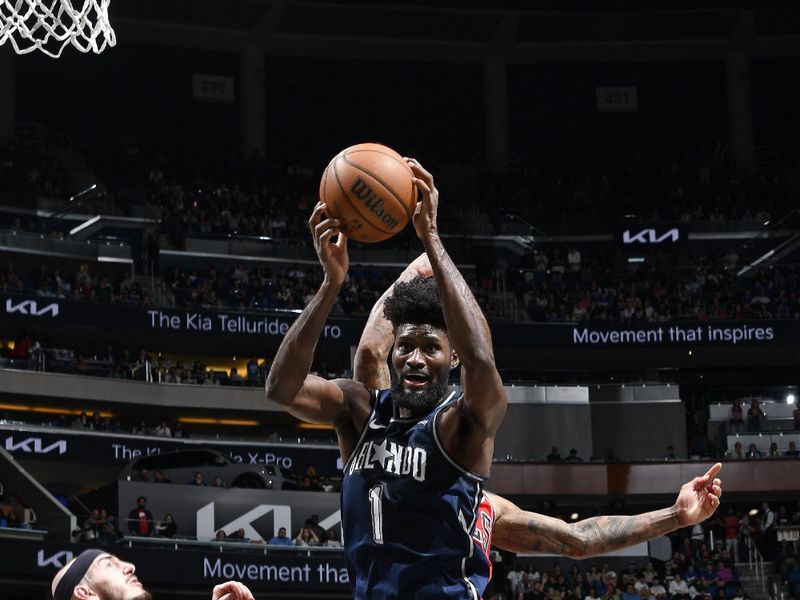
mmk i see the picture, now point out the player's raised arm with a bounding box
[353,253,433,390]
[265,202,364,426]
[406,158,506,433]
[489,463,722,557]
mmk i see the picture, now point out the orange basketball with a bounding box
[319,143,417,243]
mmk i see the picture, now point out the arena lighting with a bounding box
[177,417,259,426]
[787,394,796,405]
[69,215,101,236]
[297,422,335,430]
[748,509,759,517]
[0,402,113,417]
[570,513,579,521]
[627,257,645,263]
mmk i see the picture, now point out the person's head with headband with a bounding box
[50,550,150,600]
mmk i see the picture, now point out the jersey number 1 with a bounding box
[369,484,384,544]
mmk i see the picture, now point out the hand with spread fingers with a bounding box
[308,201,348,286]
[212,581,256,600]
[674,462,723,526]
[405,157,439,241]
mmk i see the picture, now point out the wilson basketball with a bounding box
[319,143,417,243]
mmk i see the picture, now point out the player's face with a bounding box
[390,324,454,413]
[83,554,151,600]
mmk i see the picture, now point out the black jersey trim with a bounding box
[341,389,380,474]
[431,394,489,483]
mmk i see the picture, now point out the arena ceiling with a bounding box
[109,3,800,63]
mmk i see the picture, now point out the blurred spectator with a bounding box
[546,447,561,462]
[728,399,744,434]
[293,526,320,547]
[211,476,225,488]
[227,527,251,543]
[668,574,689,596]
[190,472,205,486]
[153,420,171,437]
[785,441,799,457]
[722,508,740,561]
[156,513,177,538]
[731,441,744,460]
[663,446,677,461]
[745,443,762,459]
[305,515,326,541]
[268,527,292,546]
[127,496,154,537]
[153,470,172,484]
[563,448,583,462]
[322,530,340,548]
[746,400,765,432]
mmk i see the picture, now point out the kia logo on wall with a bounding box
[5,436,68,455]
[37,550,74,569]
[4,298,60,317]
[620,227,683,245]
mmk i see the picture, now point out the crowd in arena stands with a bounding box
[481,145,793,229]
[79,507,123,544]
[49,410,193,439]
[502,499,800,600]
[7,246,800,325]
[124,496,176,540]
[0,490,35,530]
[2,261,149,305]
[164,262,397,315]
[122,494,341,547]
[494,243,800,323]
[0,332,280,387]
[7,132,797,239]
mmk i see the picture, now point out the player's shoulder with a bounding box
[483,491,515,520]
[332,379,386,432]
[331,378,372,409]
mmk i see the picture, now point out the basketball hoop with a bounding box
[0,0,116,58]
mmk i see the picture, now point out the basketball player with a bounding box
[49,549,254,600]
[265,158,508,598]
[354,253,724,563]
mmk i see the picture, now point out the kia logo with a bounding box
[37,550,74,568]
[5,299,60,317]
[5,436,68,455]
[622,228,681,245]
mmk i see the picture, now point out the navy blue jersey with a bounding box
[341,388,494,599]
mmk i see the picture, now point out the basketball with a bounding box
[319,143,417,243]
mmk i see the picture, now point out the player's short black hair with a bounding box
[383,276,446,332]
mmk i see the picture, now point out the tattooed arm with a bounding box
[488,463,722,558]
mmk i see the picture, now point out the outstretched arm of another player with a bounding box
[265,202,359,425]
[353,253,433,390]
[489,463,722,557]
[407,158,506,433]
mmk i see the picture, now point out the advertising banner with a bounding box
[118,481,342,541]
[0,539,350,593]
[0,425,343,475]
[1,294,361,345]
[3,293,794,350]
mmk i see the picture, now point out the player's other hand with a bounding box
[405,158,439,241]
[309,201,348,286]
[675,462,723,526]
[212,581,255,600]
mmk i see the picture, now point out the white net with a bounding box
[0,0,116,58]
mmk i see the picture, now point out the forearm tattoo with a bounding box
[525,509,679,557]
